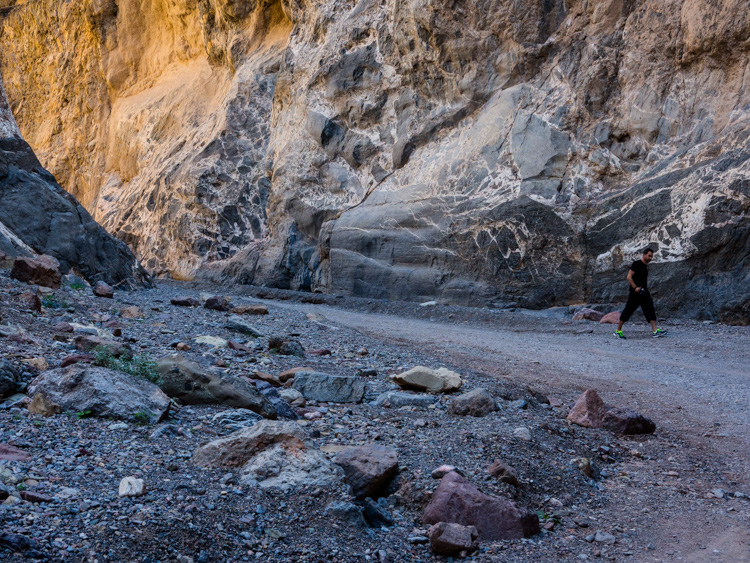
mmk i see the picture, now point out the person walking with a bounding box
[614,247,667,338]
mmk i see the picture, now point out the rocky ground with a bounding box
[1,268,749,562]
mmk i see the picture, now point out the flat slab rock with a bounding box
[423,471,540,540]
[292,371,365,403]
[333,444,398,500]
[391,366,462,394]
[27,365,170,421]
[192,420,342,491]
[374,391,438,408]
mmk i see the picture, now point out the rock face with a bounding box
[156,355,276,418]
[0,72,148,287]
[27,365,170,421]
[423,472,540,540]
[192,421,343,490]
[2,1,750,322]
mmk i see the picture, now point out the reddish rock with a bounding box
[566,389,607,428]
[74,335,132,358]
[232,304,269,315]
[17,292,41,312]
[573,308,604,321]
[428,522,478,556]
[487,460,519,487]
[20,491,52,503]
[333,444,399,500]
[171,296,201,307]
[228,340,252,353]
[603,408,656,435]
[0,443,31,462]
[53,322,74,333]
[278,367,314,382]
[306,348,332,356]
[175,342,191,351]
[10,255,61,288]
[204,296,232,311]
[92,281,114,298]
[249,371,282,388]
[599,311,621,324]
[60,354,95,368]
[422,472,540,540]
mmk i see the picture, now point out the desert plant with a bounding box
[92,347,162,385]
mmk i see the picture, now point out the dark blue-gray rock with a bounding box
[268,336,305,356]
[224,315,263,337]
[293,371,365,403]
[374,391,439,408]
[449,388,497,417]
[324,502,367,528]
[26,365,170,421]
[255,380,297,420]
[0,359,24,399]
[156,354,276,418]
[603,408,656,435]
[361,497,394,528]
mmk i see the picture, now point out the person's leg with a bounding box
[641,293,660,334]
[618,294,639,335]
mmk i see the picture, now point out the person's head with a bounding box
[641,247,654,263]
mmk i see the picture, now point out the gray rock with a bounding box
[0,359,23,399]
[293,371,365,403]
[254,380,297,420]
[449,388,497,417]
[391,366,463,394]
[192,421,343,491]
[324,502,367,528]
[156,354,275,418]
[26,365,170,421]
[374,391,438,408]
[224,315,263,338]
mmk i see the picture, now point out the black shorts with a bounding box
[620,290,656,323]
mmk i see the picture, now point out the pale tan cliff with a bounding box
[1,0,749,320]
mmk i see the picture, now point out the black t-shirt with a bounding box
[629,260,648,290]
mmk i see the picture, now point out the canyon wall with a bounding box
[1,0,749,321]
[1,71,149,285]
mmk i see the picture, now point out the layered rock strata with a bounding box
[0,72,148,286]
[1,0,749,321]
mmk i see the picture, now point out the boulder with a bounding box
[449,388,497,417]
[428,522,479,556]
[333,445,399,499]
[204,296,232,311]
[92,281,113,298]
[603,407,656,435]
[74,335,132,358]
[225,315,263,337]
[566,389,607,428]
[118,477,145,498]
[9,255,61,288]
[171,296,201,307]
[0,359,23,399]
[292,371,365,403]
[599,311,621,324]
[374,391,438,409]
[391,366,462,393]
[268,336,305,356]
[192,420,343,490]
[156,355,275,418]
[487,460,519,487]
[254,380,297,420]
[27,365,170,421]
[423,472,540,540]
[573,308,604,321]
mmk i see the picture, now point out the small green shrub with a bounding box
[92,347,162,385]
[75,410,93,419]
[69,282,86,291]
[133,410,151,425]
[41,295,69,309]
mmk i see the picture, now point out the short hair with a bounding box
[642,247,655,255]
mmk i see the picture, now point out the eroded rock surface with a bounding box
[1,1,749,321]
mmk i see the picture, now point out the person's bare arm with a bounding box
[626,269,640,292]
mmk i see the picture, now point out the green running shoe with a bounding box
[652,328,667,338]
[614,330,626,339]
